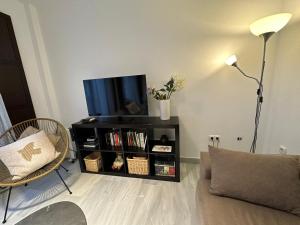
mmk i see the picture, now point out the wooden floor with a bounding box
[0,161,201,225]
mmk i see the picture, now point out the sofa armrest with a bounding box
[200,152,211,180]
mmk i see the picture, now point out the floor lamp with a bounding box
[225,13,292,153]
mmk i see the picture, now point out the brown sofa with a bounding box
[197,152,300,225]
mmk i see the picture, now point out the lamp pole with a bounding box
[232,32,274,153]
[226,13,291,153]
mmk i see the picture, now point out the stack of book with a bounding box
[152,145,172,153]
[154,160,175,177]
[125,131,147,150]
[105,130,122,148]
[83,137,98,150]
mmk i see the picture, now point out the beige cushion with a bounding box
[209,146,300,216]
[0,131,60,180]
[19,126,39,139]
[19,126,61,146]
[47,134,61,146]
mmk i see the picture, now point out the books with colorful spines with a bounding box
[109,132,114,147]
[114,132,119,146]
[141,134,147,150]
[135,132,140,148]
[129,131,134,146]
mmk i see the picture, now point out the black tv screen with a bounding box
[83,75,148,116]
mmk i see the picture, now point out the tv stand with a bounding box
[72,116,180,182]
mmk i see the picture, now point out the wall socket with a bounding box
[279,145,287,155]
[209,135,221,142]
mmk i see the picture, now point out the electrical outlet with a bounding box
[208,135,220,142]
[237,137,243,141]
[209,135,215,141]
[279,145,287,155]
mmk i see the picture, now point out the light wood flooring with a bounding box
[0,161,201,225]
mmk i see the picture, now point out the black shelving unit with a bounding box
[72,116,180,182]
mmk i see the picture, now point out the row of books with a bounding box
[125,131,147,150]
[83,130,148,150]
[105,131,122,147]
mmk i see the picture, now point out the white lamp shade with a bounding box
[225,55,237,66]
[250,13,292,36]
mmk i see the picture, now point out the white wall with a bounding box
[4,0,299,157]
[27,0,288,158]
[263,20,300,154]
[0,0,53,118]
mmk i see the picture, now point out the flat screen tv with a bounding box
[83,75,148,117]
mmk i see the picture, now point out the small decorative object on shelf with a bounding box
[155,160,175,177]
[160,134,169,144]
[149,76,185,120]
[152,145,172,153]
[112,153,124,171]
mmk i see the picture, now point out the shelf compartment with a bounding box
[126,154,149,176]
[122,128,148,152]
[73,127,97,146]
[149,155,176,178]
[149,140,175,155]
[101,151,125,174]
[97,128,123,151]
[78,150,104,173]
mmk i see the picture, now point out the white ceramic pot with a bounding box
[159,99,170,120]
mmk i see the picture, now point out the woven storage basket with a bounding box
[84,152,101,172]
[127,157,149,175]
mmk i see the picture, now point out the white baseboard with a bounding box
[180,157,200,164]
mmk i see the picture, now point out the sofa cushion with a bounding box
[209,147,300,216]
[0,131,60,180]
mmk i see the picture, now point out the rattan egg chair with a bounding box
[0,118,72,224]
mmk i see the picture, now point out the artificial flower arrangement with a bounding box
[148,76,185,100]
[148,76,185,120]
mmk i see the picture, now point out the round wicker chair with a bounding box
[0,118,72,224]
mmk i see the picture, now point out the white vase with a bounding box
[159,99,171,120]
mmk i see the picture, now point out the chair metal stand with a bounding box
[55,170,72,195]
[60,165,69,173]
[2,187,12,224]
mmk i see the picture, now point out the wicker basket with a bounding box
[127,157,149,175]
[84,152,102,172]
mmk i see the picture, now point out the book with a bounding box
[125,130,147,150]
[152,145,172,153]
[86,137,97,142]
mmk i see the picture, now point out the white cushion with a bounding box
[0,131,60,180]
[19,126,61,146]
[19,126,39,139]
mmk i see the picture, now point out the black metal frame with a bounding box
[2,166,72,224]
[2,187,11,224]
[55,169,72,194]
